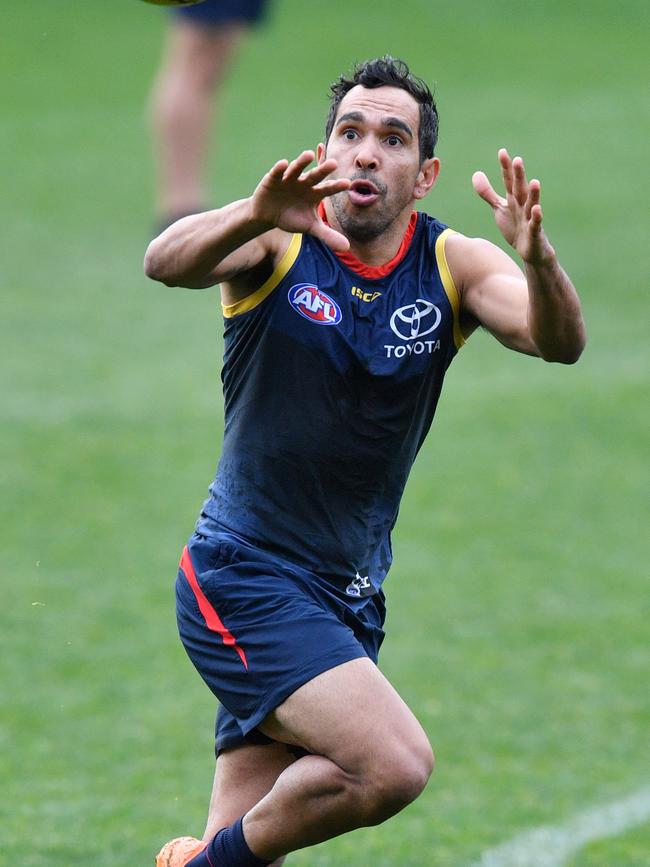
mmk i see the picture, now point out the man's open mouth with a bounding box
[348,179,381,207]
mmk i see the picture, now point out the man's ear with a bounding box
[316,142,327,164]
[413,157,441,200]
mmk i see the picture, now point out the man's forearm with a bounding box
[525,254,587,364]
[144,197,272,288]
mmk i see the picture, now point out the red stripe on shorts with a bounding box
[180,546,249,670]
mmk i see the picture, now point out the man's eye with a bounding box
[343,129,357,140]
[387,135,402,146]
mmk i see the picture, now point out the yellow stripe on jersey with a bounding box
[435,228,465,350]
[222,233,303,319]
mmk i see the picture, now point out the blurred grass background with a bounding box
[1,1,648,864]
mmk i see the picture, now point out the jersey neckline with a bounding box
[317,202,419,280]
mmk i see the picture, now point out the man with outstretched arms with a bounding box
[145,57,586,867]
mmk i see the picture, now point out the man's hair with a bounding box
[325,56,438,163]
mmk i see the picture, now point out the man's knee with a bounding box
[363,738,435,825]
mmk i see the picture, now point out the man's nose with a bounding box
[355,139,380,170]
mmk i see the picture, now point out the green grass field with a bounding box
[2,1,648,864]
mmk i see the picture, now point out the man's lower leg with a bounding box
[185,818,270,867]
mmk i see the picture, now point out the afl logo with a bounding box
[390,299,441,340]
[288,283,342,325]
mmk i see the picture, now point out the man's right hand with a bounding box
[251,150,351,252]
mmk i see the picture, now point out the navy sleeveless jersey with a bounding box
[197,212,465,599]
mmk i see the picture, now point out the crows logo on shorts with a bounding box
[288,283,342,325]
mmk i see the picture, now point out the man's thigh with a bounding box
[258,657,433,776]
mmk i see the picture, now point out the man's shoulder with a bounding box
[444,232,515,280]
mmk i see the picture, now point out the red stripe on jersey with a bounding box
[318,202,418,279]
[180,546,249,670]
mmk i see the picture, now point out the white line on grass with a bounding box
[472,786,650,867]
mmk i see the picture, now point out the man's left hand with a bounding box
[472,148,556,266]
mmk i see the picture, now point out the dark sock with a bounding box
[186,817,271,867]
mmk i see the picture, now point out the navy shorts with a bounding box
[176,529,386,753]
[173,0,267,26]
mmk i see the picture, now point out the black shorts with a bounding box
[176,529,386,752]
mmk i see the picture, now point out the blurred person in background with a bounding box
[148,0,269,230]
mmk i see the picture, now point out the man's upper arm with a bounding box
[218,229,296,307]
[445,232,539,356]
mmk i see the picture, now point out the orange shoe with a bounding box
[155,836,206,867]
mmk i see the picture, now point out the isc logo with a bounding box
[351,286,382,303]
[288,283,342,325]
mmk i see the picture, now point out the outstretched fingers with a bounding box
[472,170,505,210]
[530,200,544,234]
[524,178,542,221]
[475,149,538,213]
[267,158,290,180]
[476,148,549,260]
[276,152,350,199]
[257,149,352,244]
[304,157,340,185]
[498,147,514,197]
[499,148,542,224]
[289,156,349,194]
[314,177,351,197]
[511,155,530,206]
[282,150,316,182]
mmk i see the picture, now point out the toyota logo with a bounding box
[390,299,441,340]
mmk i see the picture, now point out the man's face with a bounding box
[319,85,436,243]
